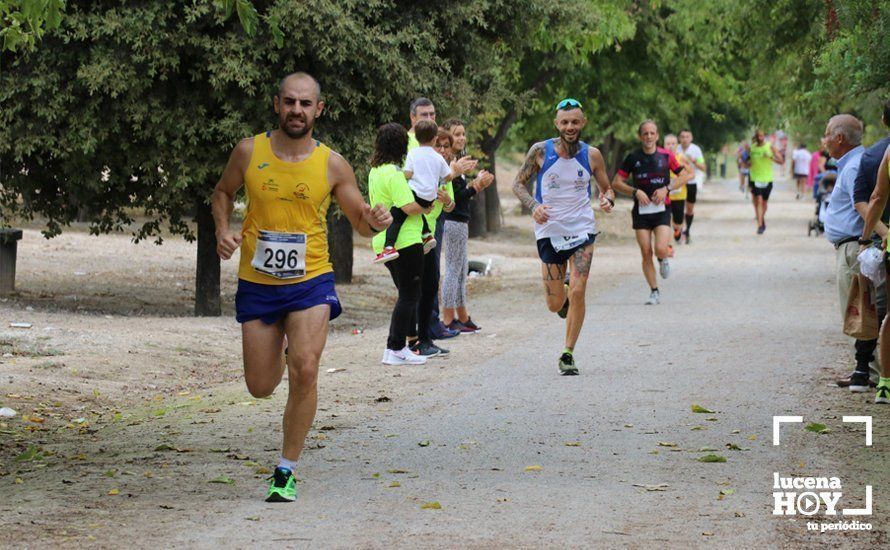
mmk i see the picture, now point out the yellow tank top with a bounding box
[238,131,333,284]
[669,151,688,201]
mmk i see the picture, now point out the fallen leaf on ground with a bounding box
[632,483,669,491]
[107,488,119,495]
[209,447,231,453]
[245,516,260,521]
[255,467,271,475]
[524,465,543,472]
[747,435,757,441]
[418,440,430,447]
[657,442,678,447]
[725,443,749,451]
[697,454,727,463]
[691,404,714,414]
[200,408,221,414]
[389,481,400,488]
[14,445,41,462]
[564,441,581,447]
[387,469,409,474]
[720,489,735,496]
[208,476,235,485]
[326,368,346,373]
[690,426,705,431]
[623,424,634,428]
[698,447,717,452]
[420,501,441,510]
[805,423,830,434]
[374,396,391,403]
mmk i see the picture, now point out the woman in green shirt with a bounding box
[749,129,784,234]
[368,123,429,366]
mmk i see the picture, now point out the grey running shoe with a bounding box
[645,289,660,305]
[659,258,670,279]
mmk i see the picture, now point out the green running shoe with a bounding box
[876,385,890,404]
[558,352,578,375]
[557,284,570,319]
[266,467,297,502]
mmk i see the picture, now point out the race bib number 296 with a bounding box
[251,230,306,279]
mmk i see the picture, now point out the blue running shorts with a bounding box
[235,272,342,324]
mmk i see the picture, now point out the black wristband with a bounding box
[858,238,872,246]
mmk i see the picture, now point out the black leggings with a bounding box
[414,241,439,344]
[385,244,423,350]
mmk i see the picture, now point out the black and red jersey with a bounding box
[618,147,684,201]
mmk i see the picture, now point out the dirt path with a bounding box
[1,179,887,548]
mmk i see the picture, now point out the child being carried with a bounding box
[374,119,474,263]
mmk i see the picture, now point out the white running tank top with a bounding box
[533,139,596,240]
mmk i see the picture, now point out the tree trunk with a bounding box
[327,210,353,283]
[194,195,221,316]
[482,149,502,233]
[467,188,487,238]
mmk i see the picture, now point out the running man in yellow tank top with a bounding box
[211,73,392,502]
[749,128,784,234]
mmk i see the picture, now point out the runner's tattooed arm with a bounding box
[513,142,545,213]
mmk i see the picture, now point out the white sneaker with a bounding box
[659,258,670,279]
[645,289,660,305]
[381,347,427,365]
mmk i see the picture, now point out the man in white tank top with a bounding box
[512,98,615,375]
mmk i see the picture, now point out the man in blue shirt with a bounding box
[824,114,876,393]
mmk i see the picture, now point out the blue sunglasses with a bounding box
[556,98,583,111]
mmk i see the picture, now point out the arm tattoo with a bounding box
[513,142,544,212]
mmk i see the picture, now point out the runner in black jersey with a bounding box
[612,120,692,305]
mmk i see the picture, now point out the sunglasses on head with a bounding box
[556,98,583,111]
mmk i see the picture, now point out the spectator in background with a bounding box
[859,143,890,403]
[822,114,875,393]
[737,141,750,196]
[809,137,825,195]
[440,119,494,333]
[792,143,812,199]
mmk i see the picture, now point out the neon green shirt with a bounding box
[426,181,455,227]
[408,131,419,152]
[368,164,423,254]
[749,141,774,183]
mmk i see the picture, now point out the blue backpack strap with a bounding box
[535,139,557,204]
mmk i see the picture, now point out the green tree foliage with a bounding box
[1,0,65,52]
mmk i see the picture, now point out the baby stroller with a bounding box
[808,171,836,236]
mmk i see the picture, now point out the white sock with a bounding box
[278,456,298,473]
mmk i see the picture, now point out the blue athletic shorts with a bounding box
[536,233,596,265]
[235,272,342,324]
